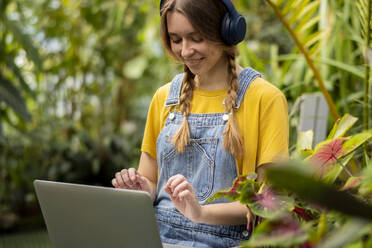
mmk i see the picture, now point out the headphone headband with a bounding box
[220,0,239,17]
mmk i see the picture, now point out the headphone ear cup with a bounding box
[221,13,246,46]
[231,15,246,44]
[221,13,233,45]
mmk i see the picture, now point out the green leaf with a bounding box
[123,56,148,79]
[296,1,319,29]
[341,176,363,191]
[247,188,295,219]
[4,19,42,71]
[5,57,35,99]
[266,163,372,221]
[327,114,358,140]
[364,150,372,167]
[317,58,364,79]
[303,30,324,49]
[322,152,355,185]
[359,165,372,197]
[237,43,266,72]
[0,73,31,122]
[296,130,313,155]
[243,214,309,247]
[318,219,372,248]
[341,130,372,157]
[357,0,372,42]
[0,117,3,139]
[206,174,258,203]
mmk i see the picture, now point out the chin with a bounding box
[186,66,204,76]
[188,68,200,75]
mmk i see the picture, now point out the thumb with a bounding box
[137,175,148,189]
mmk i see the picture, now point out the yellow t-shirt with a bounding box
[141,77,289,177]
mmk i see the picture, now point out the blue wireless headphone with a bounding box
[159,0,246,46]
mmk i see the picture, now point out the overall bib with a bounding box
[154,68,261,247]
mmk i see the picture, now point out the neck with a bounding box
[194,57,243,91]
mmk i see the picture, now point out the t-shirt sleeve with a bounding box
[257,90,289,166]
[141,88,164,161]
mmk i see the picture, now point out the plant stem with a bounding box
[363,0,372,165]
[335,156,353,177]
[317,212,327,241]
[264,0,340,121]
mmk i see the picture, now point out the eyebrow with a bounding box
[168,32,199,37]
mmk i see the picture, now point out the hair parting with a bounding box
[171,65,195,152]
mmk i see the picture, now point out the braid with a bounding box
[172,65,195,152]
[223,55,245,157]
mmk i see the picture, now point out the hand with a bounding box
[164,174,203,222]
[112,168,154,198]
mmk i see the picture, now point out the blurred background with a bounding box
[0,0,370,246]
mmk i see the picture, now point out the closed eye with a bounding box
[171,39,182,44]
[191,37,203,43]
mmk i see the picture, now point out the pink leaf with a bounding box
[255,187,278,210]
[341,176,363,191]
[293,206,313,221]
[310,138,347,166]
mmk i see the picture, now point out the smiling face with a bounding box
[166,11,227,77]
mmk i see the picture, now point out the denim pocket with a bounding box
[162,136,217,201]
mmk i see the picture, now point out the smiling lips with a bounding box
[184,58,204,66]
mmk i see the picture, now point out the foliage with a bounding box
[0,0,177,230]
[238,0,371,152]
[357,0,372,135]
[261,0,339,120]
[209,114,372,247]
[0,0,371,238]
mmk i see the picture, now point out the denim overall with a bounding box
[154,68,261,247]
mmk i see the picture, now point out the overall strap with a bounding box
[164,68,260,109]
[165,73,184,107]
[235,67,261,109]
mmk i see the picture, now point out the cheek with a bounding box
[209,49,224,61]
[170,44,181,57]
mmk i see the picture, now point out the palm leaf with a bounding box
[5,56,36,99]
[270,0,323,57]
[357,0,372,160]
[262,0,340,120]
[0,115,3,138]
[357,0,372,44]
[317,57,364,79]
[4,18,42,71]
[0,72,31,122]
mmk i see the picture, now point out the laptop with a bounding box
[34,180,189,248]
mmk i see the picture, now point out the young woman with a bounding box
[112,0,289,247]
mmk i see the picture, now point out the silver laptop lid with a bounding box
[34,180,163,248]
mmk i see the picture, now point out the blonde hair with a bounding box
[161,0,245,158]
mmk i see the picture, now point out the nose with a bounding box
[181,40,195,58]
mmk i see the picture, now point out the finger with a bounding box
[121,170,134,187]
[115,172,127,188]
[166,174,185,190]
[165,176,176,189]
[172,181,190,198]
[166,174,184,186]
[137,175,148,189]
[170,175,186,189]
[128,168,137,181]
[112,178,118,188]
[178,189,192,201]
[164,185,172,195]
